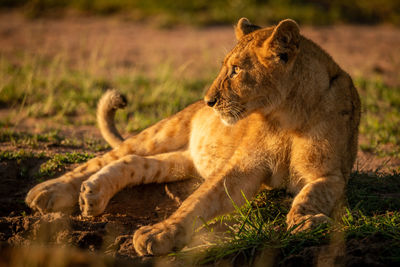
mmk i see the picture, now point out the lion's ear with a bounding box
[270,19,300,47]
[235,18,261,40]
[266,19,300,63]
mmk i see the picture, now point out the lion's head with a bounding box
[204,18,301,125]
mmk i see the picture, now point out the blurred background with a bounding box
[1,0,400,25]
[0,0,399,153]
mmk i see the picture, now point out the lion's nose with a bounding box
[205,98,217,107]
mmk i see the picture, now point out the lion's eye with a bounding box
[230,66,241,78]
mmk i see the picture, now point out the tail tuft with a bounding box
[108,90,127,110]
[97,89,127,148]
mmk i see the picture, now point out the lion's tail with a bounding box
[97,89,127,148]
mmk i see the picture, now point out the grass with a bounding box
[0,54,207,132]
[1,52,399,159]
[37,151,94,178]
[1,0,400,26]
[0,148,95,180]
[0,128,109,151]
[0,149,45,161]
[0,129,62,147]
[179,171,400,265]
[356,78,400,158]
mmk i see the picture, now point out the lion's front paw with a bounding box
[133,221,188,256]
[26,179,78,214]
[79,180,109,216]
[287,213,331,233]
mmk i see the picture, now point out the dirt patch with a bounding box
[0,151,199,264]
[0,138,200,264]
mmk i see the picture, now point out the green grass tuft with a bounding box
[38,152,94,178]
[0,55,207,131]
[179,170,400,265]
[356,78,400,158]
[0,129,62,148]
[0,149,46,161]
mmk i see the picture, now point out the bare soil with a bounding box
[0,142,200,265]
[0,12,399,266]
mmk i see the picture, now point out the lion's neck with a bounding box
[259,37,342,133]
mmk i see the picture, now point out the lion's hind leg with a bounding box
[79,151,197,216]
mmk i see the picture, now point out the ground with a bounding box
[0,12,399,266]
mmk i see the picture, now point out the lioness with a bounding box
[26,18,360,255]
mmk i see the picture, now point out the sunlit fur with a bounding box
[26,18,360,256]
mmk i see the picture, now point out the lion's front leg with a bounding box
[79,151,196,216]
[26,102,202,214]
[26,148,135,214]
[133,167,266,256]
[287,175,345,232]
[25,157,107,214]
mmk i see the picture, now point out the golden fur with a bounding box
[96,89,127,148]
[26,18,360,256]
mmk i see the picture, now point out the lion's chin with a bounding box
[213,107,246,126]
[220,114,240,126]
